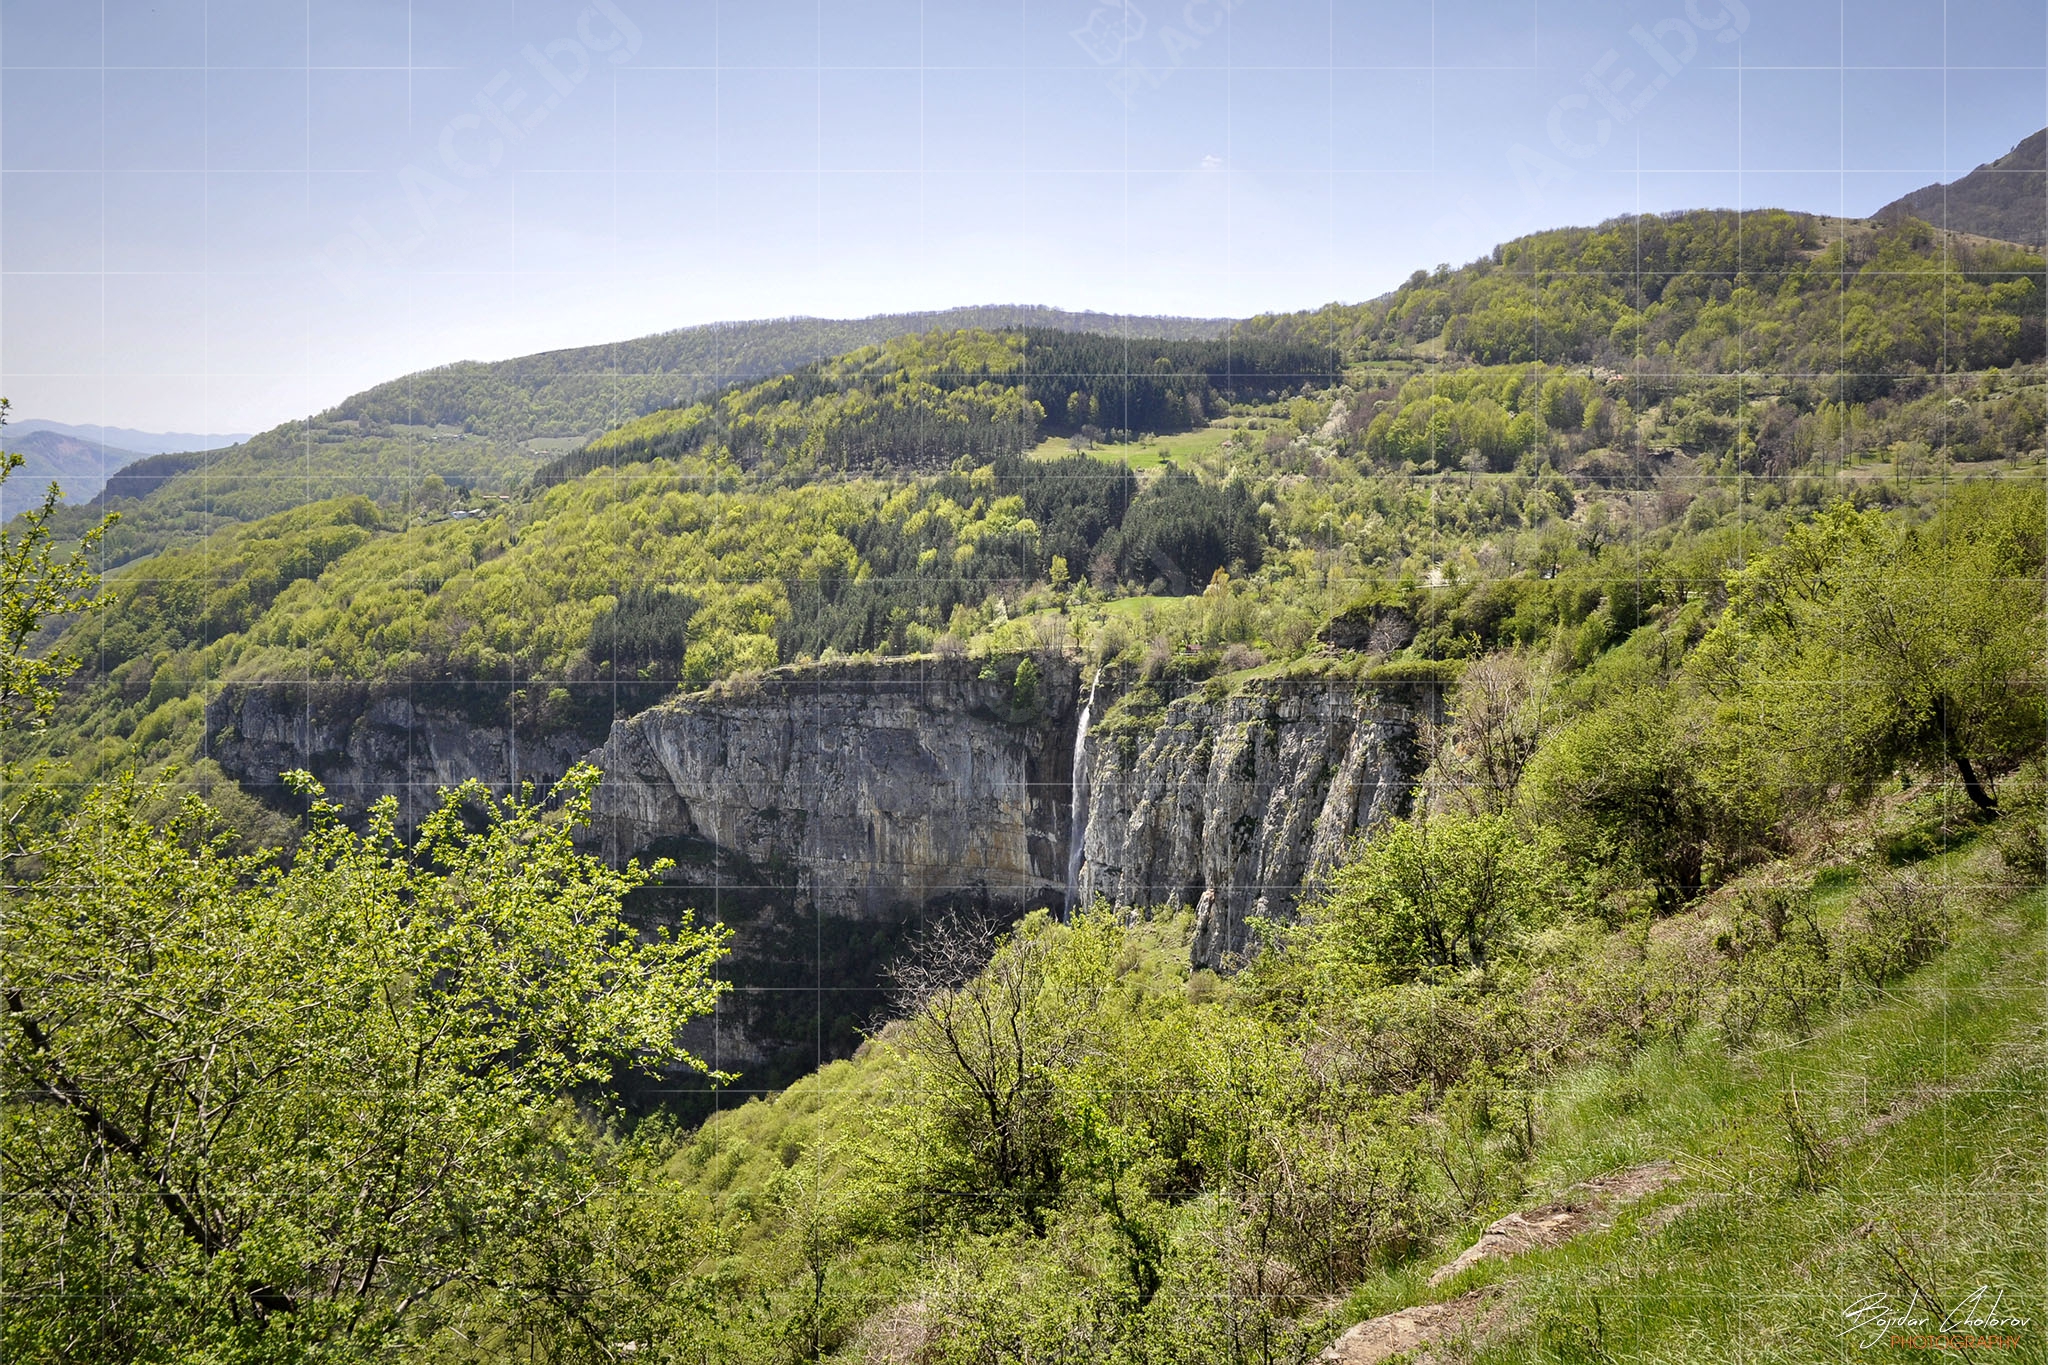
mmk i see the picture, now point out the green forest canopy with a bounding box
[6,450,2042,1360]
[1236,209,2043,385]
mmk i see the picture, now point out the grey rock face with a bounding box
[1074,679,1430,967]
[210,663,1428,974]
[205,682,593,825]
[587,657,1080,920]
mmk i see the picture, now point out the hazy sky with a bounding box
[2,0,2044,435]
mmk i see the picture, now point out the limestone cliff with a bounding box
[590,660,1433,969]
[586,656,1081,919]
[204,681,596,825]
[1074,677,1432,967]
[207,656,1429,1084]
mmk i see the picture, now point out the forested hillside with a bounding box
[334,306,1236,440]
[21,213,2043,826]
[545,327,1333,483]
[1236,208,2043,378]
[48,306,1235,568]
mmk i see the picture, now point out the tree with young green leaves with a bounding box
[879,912,1078,1232]
[1295,813,1561,980]
[0,422,115,738]
[3,770,730,1361]
[1693,484,2046,814]
[0,425,734,1359]
[1520,683,1777,909]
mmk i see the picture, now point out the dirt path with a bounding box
[1425,1158,1681,1287]
[1317,1160,1683,1364]
[1316,1289,1495,1365]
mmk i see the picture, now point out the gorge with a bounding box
[205,652,1432,1074]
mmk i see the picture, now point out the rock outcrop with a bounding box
[586,656,1081,919]
[1316,1289,1496,1365]
[1074,677,1432,967]
[205,681,596,825]
[208,657,1432,1079]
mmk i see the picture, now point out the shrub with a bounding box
[1718,888,1836,1044]
[1840,871,1952,985]
[1522,686,1776,911]
[1995,770,2046,886]
[1011,655,1043,713]
[1240,1114,1429,1291]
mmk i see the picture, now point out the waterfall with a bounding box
[1064,670,1101,918]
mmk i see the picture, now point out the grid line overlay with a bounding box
[0,0,2041,1353]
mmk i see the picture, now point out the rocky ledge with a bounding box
[586,655,1082,920]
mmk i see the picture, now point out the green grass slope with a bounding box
[1363,835,2045,1363]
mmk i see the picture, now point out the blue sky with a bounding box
[2,0,2044,435]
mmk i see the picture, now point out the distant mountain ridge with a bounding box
[9,418,249,455]
[332,305,1240,442]
[3,419,247,516]
[1877,128,2046,246]
[2,428,148,512]
[46,305,1241,567]
[4,417,245,511]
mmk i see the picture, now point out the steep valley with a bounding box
[206,654,1434,1082]
[47,203,2046,1105]
[8,2,2048,1346]
[6,190,2043,1363]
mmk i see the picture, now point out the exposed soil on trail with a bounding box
[1318,1160,1685,1364]
[1425,1159,1682,1287]
[1316,1289,1496,1365]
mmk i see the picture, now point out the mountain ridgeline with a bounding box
[0,427,147,511]
[1239,204,2044,384]
[47,306,1237,569]
[1878,126,2048,247]
[330,305,1239,441]
[39,205,2042,569]
[535,327,1338,486]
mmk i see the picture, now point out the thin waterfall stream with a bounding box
[1063,670,1101,918]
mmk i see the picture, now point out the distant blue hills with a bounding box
[2,420,248,514]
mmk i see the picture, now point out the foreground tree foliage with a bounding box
[2,770,729,1360]
[1695,482,2046,813]
[0,437,113,736]
[1521,682,1776,909]
[0,451,733,1361]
